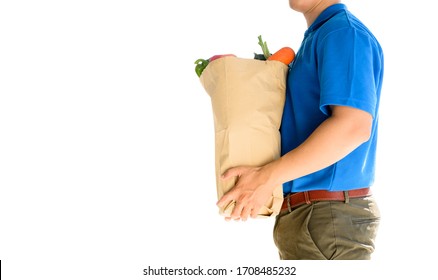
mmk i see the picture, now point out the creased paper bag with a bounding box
[199,56,288,218]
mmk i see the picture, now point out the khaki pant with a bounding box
[273,196,380,260]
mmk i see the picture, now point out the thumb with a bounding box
[221,166,246,180]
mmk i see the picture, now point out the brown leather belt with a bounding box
[281,187,371,212]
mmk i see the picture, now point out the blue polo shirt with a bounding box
[280,4,384,193]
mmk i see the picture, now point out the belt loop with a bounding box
[287,195,292,212]
[344,191,350,204]
[304,191,311,204]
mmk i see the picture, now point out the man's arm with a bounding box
[217,105,373,221]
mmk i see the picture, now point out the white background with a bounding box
[1,0,437,279]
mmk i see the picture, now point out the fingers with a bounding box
[216,190,236,209]
[221,166,247,180]
[239,205,253,221]
[228,199,262,221]
[250,208,259,219]
[218,194,253,221]
[217,189,247,220]
[221,201,261,221]
[218,166,262,221]
[226,206,260,221]
[230,200,245,220]
[217,167,244,208]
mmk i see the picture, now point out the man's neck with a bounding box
[304,0,341,27]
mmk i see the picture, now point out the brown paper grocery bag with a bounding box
[199,56,288,218]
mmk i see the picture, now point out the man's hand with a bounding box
[216,165,274,221]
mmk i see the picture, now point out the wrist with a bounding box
[261,160,283,191]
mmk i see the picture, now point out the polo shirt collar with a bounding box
[305,3,347,35]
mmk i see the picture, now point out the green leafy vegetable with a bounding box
[194,58,209,78]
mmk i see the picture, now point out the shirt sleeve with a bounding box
[318,27,381,118]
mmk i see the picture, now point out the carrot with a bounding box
[267,47,295,65]
[255,35,295,65]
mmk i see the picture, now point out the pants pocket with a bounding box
[273,204,329,260]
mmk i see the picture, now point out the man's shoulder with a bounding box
[316,11,378,47]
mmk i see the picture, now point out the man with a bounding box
[217,0,383,260]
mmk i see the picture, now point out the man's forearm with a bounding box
[264,106,372,188]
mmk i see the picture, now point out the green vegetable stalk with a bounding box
[254,35,272,60]
[258,35,271,59]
